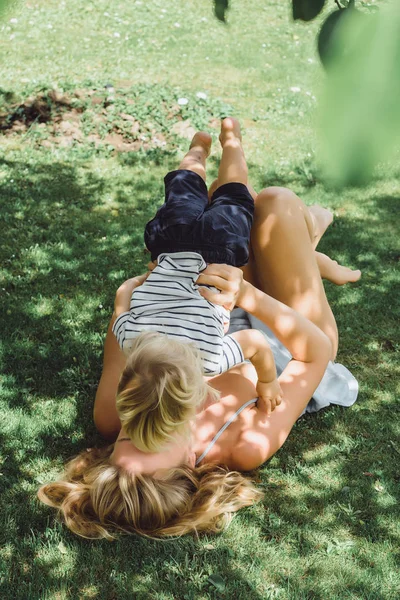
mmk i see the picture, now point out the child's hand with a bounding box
[147,260,158,272]
[256,379,283,415]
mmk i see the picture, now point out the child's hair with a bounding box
[116,332,219,453]
[37,446,263,540]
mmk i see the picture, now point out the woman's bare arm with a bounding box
[93,314,126,441]
[236,280,332,364]
[228,359,330,471]
[231,281,331,469]
[199,266,332,470]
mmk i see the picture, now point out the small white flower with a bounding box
[196,92,207,100]
[201,17,208,22]
[174,22,180,28]
[10,34,15,40]
[262,43,266,48]
[10,18,18,24]
[104,11,110,16]
[290,86,301,93]
[114,32,120,37]
[47,24,53,29]
[177,97,188,106]
[308,58,314,64]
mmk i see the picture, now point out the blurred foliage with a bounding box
[320,1,400,185]
[0,0,14,17]
[214,0,229,22]
[293,0,327,22]
[211,0,398,187]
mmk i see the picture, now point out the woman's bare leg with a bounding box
[307,205,333,249]
[242,192,361,288]
[316,252,361,285]
[247,186,339,359]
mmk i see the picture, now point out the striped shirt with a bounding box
[112,252,244,376]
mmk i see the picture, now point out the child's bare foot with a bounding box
[316,252,362,285]
[308,205,333,248]
[189,131,212,157]
[219,117,242,147]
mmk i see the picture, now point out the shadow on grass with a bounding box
[1,150,399,599]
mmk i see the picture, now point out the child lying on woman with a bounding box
[112,119,282,453]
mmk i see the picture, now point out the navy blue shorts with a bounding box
[144,170,254,266]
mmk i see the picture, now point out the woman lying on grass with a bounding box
[38,140,361,540]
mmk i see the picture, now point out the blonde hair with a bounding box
[37,446,263,540]
[117,332,219,452]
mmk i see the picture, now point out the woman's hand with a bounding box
[196,264,244,310]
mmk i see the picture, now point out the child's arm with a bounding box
[114,273,149,317]
[229,329,283,415]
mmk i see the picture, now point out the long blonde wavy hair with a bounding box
[37,445,263,540]
[117,332,219,453]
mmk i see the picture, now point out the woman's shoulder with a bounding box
[194,364,260,467]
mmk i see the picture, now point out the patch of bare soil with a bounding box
[0,88,169,152]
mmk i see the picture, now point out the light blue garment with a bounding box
[229,308,359,415]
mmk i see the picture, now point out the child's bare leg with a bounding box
[209,177,257,201]
[178,132,212,182]
[215,118,248,188]
[316,252,361,285]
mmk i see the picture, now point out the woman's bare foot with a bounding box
[219,117,242,147]
[308,205,334,249]
[316,252,361,285]
[189,131,212,157]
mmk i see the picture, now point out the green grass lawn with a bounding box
[0,1,399,599]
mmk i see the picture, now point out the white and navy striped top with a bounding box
[112,252,244,376]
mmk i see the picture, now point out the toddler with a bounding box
[113,118,282,453]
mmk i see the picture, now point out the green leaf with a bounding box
[214,0,229,23]
[318,8,358,68]
[208,573,226,592]
[292,0,326,22]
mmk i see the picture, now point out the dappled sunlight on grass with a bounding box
[0,0,399,598]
